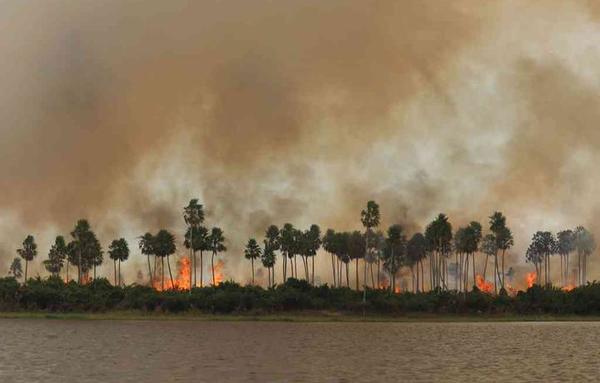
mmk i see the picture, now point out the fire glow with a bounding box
[475,275,493,293]
[154,256,225,291]
[526,272,537,288]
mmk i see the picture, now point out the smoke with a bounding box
[1,1,600,285]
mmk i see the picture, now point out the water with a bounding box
[1,319,599,382]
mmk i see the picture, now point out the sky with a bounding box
[2,1,600,287]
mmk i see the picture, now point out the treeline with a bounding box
[3,277,600,316]
[7,199,597,294]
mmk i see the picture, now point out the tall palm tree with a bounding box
[70,219,91,284]
[183,199,204,290]
[556,230,575,286]
[481,234,497,282]
[407,233,427,292]
[184,225,208,287]
[425,214,452,290]
[244,238,262,285]
[574,226,596,286]
[154,229,177,289]
[44,236,67,279]
[383,224,406,293]
[323,229,337,287]
[489,212,513,292]
[361,201,380,297]
[261,242,276,287]
[8,258,23,280]
[305,225,321,284]
[108,238,129,286]
[280,223,295,282]
[17,235,37,283]
[139,233,156,287]
[348,230,366,291]
[208,227,226,285]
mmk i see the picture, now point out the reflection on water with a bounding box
[1,319,599,382]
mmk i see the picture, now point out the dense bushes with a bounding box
[2,276,600,316]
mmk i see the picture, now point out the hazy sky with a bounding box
[2,1,600,286]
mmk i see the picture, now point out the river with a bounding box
[1,319,598,382]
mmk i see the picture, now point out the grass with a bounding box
[3,310,600,323]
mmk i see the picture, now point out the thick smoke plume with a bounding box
[1,1,600,284]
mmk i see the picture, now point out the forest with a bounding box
[3,199,598,315]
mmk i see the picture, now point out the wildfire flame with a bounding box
[154,256,191,291]
[526,272,537,288]
[213,259,224,285]
[475,275,493,293]
[562,284,575,292]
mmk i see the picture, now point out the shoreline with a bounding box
[3,311,600,322]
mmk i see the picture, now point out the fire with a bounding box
[394,286,401,293]
[526,272,537,288]
[81,273,91,285]
[213,259,225,285]
[154,256,191,291]
[562,284,575,292]
[475,275,493,293]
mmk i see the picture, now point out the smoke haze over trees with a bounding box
[2,1,600,282]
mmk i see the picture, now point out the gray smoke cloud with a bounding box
[1,1,600,287]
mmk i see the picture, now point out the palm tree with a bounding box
[8,258,23,280]
[17,235,37,283]
[574,226,596,286]
[383,224,406,292]
[348,230,366,291]
[556,230,575,286]
[244,238,262,285]
[44,236,67,279]
[280,223,295,282]
[361,200,380,297]
[139,233,156,286]
[108,238,129,286]
[261,242,276,287]
[425,214,452,290]
[323,229,338,287]
[154,229,177,289]
[183,199,204,290]
[481,234,497,282]
[264,225,280,281]
[184,225,208,287]
[407,233,427,292]
[528,231,554,286]
[70,219,91,283]
[208,227,226,285]
[489,212,513,292]
[305,224,321,284]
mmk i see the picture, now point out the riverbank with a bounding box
[4,276,600,318]
[4,310,600,322]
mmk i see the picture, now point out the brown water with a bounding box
[1,319,599,382]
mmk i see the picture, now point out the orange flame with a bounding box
[562,284,575,292]
[475,275,493,293]
[154,256,191,291]
[526,272,537,288]
[213,260,224,285]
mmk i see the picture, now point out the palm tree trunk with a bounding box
[283,254,287,283]
[377,259,381,289]
[346,262,349,287]
[211,252,215,285]
[501,249,505,289]
[494,253,498,294]
[370,263,375,288]
[161,257,165,290]
[355,258,359,291]
[25,260,28,283]
[251,258,255,285]
[113,259,117,286]
[331,254,336,287]
[118,259,121,286]
[312,256,315,285]
[78,249,82,284]
[200,251,204,287]
[167,256,174,288]
[147,255,153,287]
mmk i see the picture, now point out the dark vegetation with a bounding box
[2,276,600,316]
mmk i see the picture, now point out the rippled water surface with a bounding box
[1,319,600,382]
